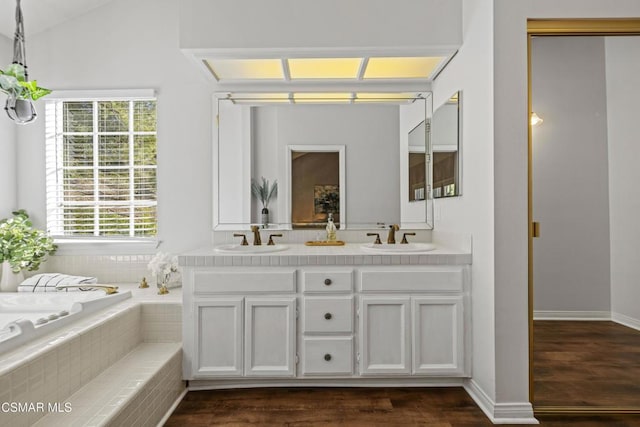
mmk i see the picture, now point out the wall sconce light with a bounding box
[530,112,543,126]
[0,0,51,124]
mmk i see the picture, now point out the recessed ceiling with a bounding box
[0,0,116,38]
[204,56,447,83]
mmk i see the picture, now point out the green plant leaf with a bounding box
[18,80,37,92]
[5,63,26,81]
[31,86,52,101]
[0,74,21,92]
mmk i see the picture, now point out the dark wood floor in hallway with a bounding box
[534,320,640,408]
[165,387,640,426]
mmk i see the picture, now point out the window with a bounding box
[46,96,157,239]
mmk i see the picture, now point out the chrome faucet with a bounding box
[57,285,119,295]
[387,224,400,244]
[250,225,262,245]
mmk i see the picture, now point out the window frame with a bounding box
[45,90,159,250]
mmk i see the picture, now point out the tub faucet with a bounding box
[251,225,262,245]
[387,224,400,244]
[56,285,119,295]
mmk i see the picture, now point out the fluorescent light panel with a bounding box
[206,59,284,80]
[293,93,353,103]
[363,56,445,79]
[288,58,362,79]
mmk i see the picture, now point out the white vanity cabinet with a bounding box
[187,268,297,379]
[358,267,468,377]
[300,269,355,377]
[182,260,470,386]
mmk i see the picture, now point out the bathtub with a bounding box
[0,290,132,355]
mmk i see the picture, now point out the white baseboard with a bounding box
[533,310,610,321]
[156,387,187,427]
[611,312,640,331]
[463,379,538,424]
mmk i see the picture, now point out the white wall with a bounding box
[0,34,17,219]
[493,0,640,409]
[179,0,462,51]
[15,0,215,253]
[531,37,611,313]
[432,0,498,410]
[605,36,640,324]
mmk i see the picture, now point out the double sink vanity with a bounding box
[180,229,471,389]
[180,89,470,389]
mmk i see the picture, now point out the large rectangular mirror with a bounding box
[213,93,433,230]
[432,91,461,198]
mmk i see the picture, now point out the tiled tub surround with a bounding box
[181,233,472,390]
[0,285,184,427]
[0,291,133,356]
[36,255,155,285]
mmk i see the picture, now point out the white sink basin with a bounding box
[214,244,289,254]
[360,242,437,253]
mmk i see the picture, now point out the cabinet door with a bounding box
[245,297,296,377]
[359,296,411,375]
[194,298,243,377]
[412,296,464,375]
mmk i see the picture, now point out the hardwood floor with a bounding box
[165,387,640,426]
[534,320,640,408]
[165,321,640,425]
[165,387,493,426]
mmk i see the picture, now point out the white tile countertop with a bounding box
[179,241,472,267]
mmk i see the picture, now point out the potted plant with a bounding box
[0,210,57,291]
[251,177,278,228]
[0,63,51,124]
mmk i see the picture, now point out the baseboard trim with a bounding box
[611,312,640,331]
[463,379,538,424]
[156,387,187,427]
[533,310,610,321]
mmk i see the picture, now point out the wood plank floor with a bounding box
[165,387,640,426]
[534,320,640,408]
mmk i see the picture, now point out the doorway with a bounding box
[528,19,640,415]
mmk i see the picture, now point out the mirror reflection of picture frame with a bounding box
[314,185,340,215]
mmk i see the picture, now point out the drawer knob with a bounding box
[324,353,332,361]
[324,278,332,286]
[324,312,332,320]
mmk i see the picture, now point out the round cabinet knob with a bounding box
[324,278,332,286]
[324,312,332,320]
[324,354,332,361]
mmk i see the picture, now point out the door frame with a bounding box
[527,18,640,415]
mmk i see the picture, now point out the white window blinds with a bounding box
[46,94,157,239]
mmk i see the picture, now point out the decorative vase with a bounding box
[261,207,269,228]
[0,261,25,292]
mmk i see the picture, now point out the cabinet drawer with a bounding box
[302,337,353,375]
[303,271,352,293]
[359,267,464,292]
[193,269,296,294]
[303,297,353,333]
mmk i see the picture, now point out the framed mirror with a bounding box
[432,91,461,198]
[213,93,433,230]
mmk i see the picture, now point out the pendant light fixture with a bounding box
[0,0,51,124]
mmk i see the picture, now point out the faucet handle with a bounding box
[366,233,382,245]
[233,233,248,246]
[400,232,416,244]
[268,233,283,246]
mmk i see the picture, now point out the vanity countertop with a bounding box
[179,243,471,267]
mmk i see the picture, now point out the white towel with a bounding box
[18,273,98,292]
